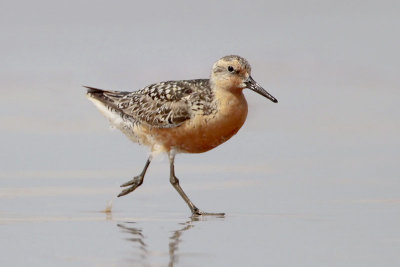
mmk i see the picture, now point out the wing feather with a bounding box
[86,80,210,128]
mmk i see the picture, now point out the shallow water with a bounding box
[1,161,400,266]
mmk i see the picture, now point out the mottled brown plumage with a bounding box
[86,79,216,129]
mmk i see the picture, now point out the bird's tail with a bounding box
[84,86,129,108]
[85,85,133,129]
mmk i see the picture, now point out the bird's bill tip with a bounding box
[246,76,278,103]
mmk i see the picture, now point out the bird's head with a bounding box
[210,55,278,103]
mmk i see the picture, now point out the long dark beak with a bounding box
[245,76,278,103]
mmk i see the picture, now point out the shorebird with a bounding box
[86,55,277,216]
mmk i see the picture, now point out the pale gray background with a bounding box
[1,0,399,266]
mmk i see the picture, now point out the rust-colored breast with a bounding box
[142,90,248,153]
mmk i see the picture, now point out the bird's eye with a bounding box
[228,66,234,72]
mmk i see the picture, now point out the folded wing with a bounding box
[85,81,195,128]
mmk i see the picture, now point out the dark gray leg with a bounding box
[168,152,224,216]
[118,157,151,197]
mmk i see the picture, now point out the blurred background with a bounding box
[1,0,399,266]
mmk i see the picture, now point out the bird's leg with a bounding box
[118,157,151,197]
[168,152,225,216]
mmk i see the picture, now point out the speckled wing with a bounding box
[87,80,209,128]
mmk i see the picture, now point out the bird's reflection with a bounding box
[117,222,148,262]
[168,216,199,266]
[117,215,224,266]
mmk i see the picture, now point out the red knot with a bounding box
[86,55,278,216]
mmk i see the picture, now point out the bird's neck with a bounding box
[214,87,248,118]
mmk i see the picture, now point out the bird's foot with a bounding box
[118,175,143,197]
[191,208,225,217]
